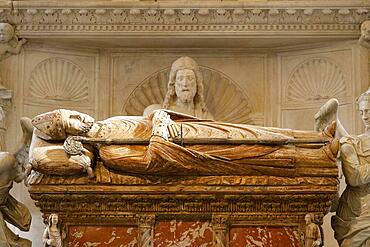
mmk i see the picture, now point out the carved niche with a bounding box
[23,54,97,117]
[285,58,347,103]
[122,67,253,124]
[28,57,89,102]
[281,55,351,130]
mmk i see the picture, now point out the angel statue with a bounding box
[315,88,370,247]
[0,117,33,246]
[0,23,27,62]
[359,21,370,49]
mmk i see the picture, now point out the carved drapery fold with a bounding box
[0,87,11,150]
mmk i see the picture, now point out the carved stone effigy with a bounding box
[26,108,339,246]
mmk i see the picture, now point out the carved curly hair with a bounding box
[356,87,370,107]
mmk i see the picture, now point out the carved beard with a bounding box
[177,91,195,103]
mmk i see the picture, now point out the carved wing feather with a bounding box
[314,98,339,132]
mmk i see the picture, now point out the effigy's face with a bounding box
[359,99,370,128]
[175,69,197,103]
[0,24,13,43]
[66,112,94,135]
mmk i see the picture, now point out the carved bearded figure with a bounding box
[28,109,338,180]
[144,56,213,119]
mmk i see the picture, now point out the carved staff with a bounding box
[63,135,330,155]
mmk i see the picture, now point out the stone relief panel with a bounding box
[114,53,266,125]
[285,58,347,103]
[279,48,355,132]
[28,58,89,103]
[22,47,98,118]
[122,66,253,124]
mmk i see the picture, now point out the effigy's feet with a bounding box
[323,121,336,139]
[323,138,340,161]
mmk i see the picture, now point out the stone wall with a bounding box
[2,40,367,246]
[1,0,369,246]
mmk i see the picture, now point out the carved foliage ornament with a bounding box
[122,67,252,124]
[286,58,347,103]
[0,8,368,32]
[28,57,89,102]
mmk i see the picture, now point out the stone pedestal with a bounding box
[29,162,337,247]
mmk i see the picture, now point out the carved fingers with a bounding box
[151,110,171,140]
[69,154,94,178]
[168,120,180,138]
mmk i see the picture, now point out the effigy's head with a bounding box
[163,56,206,109]
[0,23,14,43]
[357,88,370,128]
[31,109,95,140]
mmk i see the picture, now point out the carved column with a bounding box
[0,87,11,150]
[137,214,155,247]
[212,214,230,247]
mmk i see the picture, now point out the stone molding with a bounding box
[0,2,368,36]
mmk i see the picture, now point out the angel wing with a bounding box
[314,98,348,138]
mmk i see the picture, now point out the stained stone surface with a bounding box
[154,220,213,247]
[68,226,138,247]
[229,226,300,247]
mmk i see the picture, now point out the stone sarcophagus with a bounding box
[27,109,339,246]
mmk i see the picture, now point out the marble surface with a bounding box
[229,226,300,247]
[68,226,138,247]
[154,220,213,247]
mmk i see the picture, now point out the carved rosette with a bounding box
[137,214,155,247]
